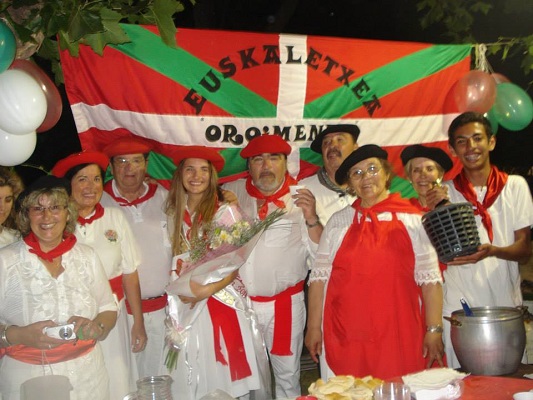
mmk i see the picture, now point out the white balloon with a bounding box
[0,69,47,135]
[0,127,37,166]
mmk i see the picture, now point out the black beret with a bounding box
[15,175,71,212]
[335,144,388,185]
[310,124,360,153]
[400,144,453,172]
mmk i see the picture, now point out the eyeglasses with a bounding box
[28,205,67,216]
[348,165,381,180]
[113,157,146,167]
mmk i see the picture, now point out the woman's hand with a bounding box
[7,321,76,350]
[68,316,105,341]
[179,270,239,308]
[304,326,323,363]
[423,332,445,368]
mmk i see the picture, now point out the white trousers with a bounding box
[251,292,306,398]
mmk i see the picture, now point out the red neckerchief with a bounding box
[453,165,508,242]
[77,203,105,226]
[351,193,421,245]
[23,232,77,262]
[103,181,157,207]
[409,197,429,212]
[245,172,297,220]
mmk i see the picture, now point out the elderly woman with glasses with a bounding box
[305,145,444,380]
[0,176,117,400]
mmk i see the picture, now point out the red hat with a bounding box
[102,137,152,158]
[240,135,292,158]
[52,150,109,178]
[173,146,225,172]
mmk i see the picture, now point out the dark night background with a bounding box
[22,0,533,185]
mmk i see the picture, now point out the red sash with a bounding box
[126,294,167,314]
[453,166,508,242]
[409,197,429,213]
[250,280,305,355]
[324,194,426,379]
[207,297,252,381]
[77,203,105,225]
[5,340,95,364]
[24,232,77,262]
[109,274,124,302]
[103,181,158,207]
[245,173,297,220]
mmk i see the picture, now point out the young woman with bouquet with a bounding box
[164,146,270,400]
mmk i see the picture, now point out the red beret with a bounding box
[52,150,109,178]
[102,137,152,158]
[173,146,225,172]
[240,135,291,158]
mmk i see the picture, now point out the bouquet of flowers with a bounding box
[164,205,285,371]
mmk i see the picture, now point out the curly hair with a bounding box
[16,187,78,237]
[0,167,24,231]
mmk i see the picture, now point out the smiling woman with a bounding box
[0,175,117,400]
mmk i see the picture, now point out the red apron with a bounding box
[324,197,426,379]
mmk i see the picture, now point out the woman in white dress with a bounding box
[0,167,23,248]
[52,151,147,399]
[164,145,268,399]
[0,175,117,400]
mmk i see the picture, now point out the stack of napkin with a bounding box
[402,368,468,400]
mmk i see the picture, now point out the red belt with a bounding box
[207,297,252,381]
[4,340,95,364]
[126,293,167,314]
[109,274,124,301]
[250,280,305,356]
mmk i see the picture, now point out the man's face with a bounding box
[110,153,147,192]
[449,122,495,172]
[321,132,359,173]
[248,153,287,195]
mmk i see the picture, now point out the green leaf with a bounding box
[58,30,80,57]
[68,7,104,42]
[150,0,181,48]
[38,37,60,61]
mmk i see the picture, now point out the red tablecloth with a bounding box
[460,376,533,399]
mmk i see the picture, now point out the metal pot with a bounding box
[448,306,526,375]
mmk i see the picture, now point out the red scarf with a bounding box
[77,203,105,226]
[453,166,508,242]
[23,232,77,262]
[245,172,297,220]
[103,181,158,207]
[351,194,421,245]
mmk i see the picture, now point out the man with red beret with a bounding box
[100,137,173,379]
[223,134,322,397]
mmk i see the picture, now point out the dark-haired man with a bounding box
[440,112,533,367]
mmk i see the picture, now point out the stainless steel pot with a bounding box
[448,306,526,375]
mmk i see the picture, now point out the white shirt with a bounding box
[443,174,533,314]
[100,181,173,298]
[0,228,18,249]
[75,206,140,279]
[223,179,317,297]
[299,173,356,224]
[309,205,442,285]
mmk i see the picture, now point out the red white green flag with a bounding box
[60,24,471,195]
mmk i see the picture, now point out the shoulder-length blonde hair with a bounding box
[165,160,220,256]
[16,187,78,237]
[0,167,24,231]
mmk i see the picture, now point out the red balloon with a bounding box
[491,73,510,85]
[454,70,497,114]
[9,59,62,132]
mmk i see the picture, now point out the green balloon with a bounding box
[484,108,499,135]
[493,83,533,131]
[0,20,16,73]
